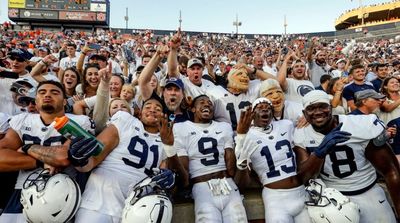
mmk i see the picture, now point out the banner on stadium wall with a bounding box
[59,11,96,21]
[8,0,25,8]
[20,9,58,20]
[90,3,106,12]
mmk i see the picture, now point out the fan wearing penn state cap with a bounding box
[73,93,179,222]
[173,94,248,222]
[139,44,192,123]
[293,90,400,223]
[278,50,314,103]
[234,98,312,223]
[167,28,217,99]
[0,49,34,115]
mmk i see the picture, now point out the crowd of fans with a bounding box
[0,23,400,222]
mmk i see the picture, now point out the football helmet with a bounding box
[121,177,173,223]
[20,169,81,223]
[305,179,360,223]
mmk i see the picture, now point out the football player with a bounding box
[235,98,311,223]
[73,95,178,223]
[173,95,248,223]
[0,80,94,223]
[294,90,400,222]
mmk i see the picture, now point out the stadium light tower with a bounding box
[124,7,129,32]
[179,10,182,29]
[233,14,242,38]
[284,15,287,35]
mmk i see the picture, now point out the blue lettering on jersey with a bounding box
[198,137,219,166]
[261,139,295,178]
[306,145,357,178]
[122,135,159,176]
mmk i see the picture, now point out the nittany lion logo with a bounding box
[297,85,314,97]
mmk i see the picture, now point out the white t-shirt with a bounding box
[285,78,314,104]
[59,55,79,70]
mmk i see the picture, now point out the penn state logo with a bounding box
[297,85,314,97]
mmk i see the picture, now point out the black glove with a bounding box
[68,136,99,167]
[314,123,351,158]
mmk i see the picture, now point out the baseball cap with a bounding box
[187,58,203,68]
[8,49,32,61]
[336,58,346,64]
[38,47,49,53]
[355,89,386,102]
[259,79,281,95]
[165,77,184,90]
[252,97,272,110]
[89,54,107,61]
[302,90,330,108]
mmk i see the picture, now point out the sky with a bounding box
[0,0,390,34]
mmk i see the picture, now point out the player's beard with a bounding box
[41,104,56,114]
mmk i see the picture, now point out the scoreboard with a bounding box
[8,0,109,25]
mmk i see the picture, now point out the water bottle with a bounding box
[53,116,103,156]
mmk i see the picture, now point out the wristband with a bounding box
[234,134,248,170]
[39,60,49,66]
[21,144,33,154]
[163,144,177,157]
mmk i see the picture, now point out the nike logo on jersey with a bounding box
[216,131,222,134]
[191,132,196,135]
[379,200,385,204]
[155,139,162,142]
[281,132,287,136]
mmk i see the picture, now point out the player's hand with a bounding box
[159,114,174,146]
[296,116,309,129]
[151,168,175,190]
[237,106,253,134]
[314,123,351,158]
[68,136,99,167]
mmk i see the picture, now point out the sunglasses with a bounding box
[9,56,26,62]
[18,96,36,107]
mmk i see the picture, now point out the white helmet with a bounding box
[20,169,81,223]
[305,179,360,223]
[121,177,173,223]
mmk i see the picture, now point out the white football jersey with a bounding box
[174,120,233,179]
[208,80,260,130]
[242,120,296,185]
[9,113,94,189]
[294,114,385,192]
[80,111,166,216]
